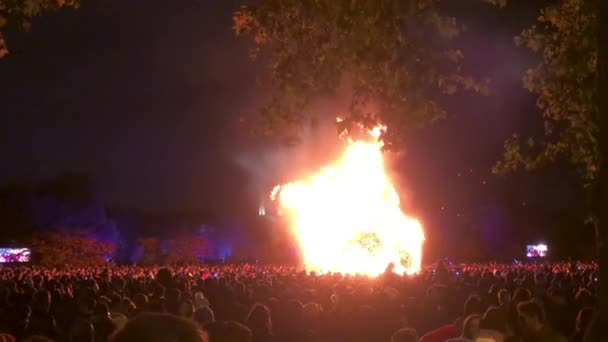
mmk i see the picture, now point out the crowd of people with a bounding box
[0,261,600,342]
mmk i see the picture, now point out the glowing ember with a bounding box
[271,122,424,276]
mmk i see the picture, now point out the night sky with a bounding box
[0,1,585,231]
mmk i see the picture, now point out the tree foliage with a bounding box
[493,0,599,185]
[0,0,80,58]
[165,235,212,264]
[233,0,489,149]
[31,231,114,267]
[138,237,162,265]
[137,235,212,264]
[489,2,608,333]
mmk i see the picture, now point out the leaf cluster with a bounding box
[493,0,599,185]
[0,0,80,57]
[234,0,489,148]
[31,230,114,267]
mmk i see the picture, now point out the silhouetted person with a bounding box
[479,306,507,342]
[582,312,605,342]
[245,304,273,342]
[133,293,148,315]
[194,307,215,328]
[110,313,207,342]
[166,288,182,315]
[204,320,252,342]
[156,268,175,289]
[68,319,94,342]
[455,295,483,332]
[26,291,57,340]
[179,300,195,319]
[448,314,481,342]
[517,301,565,342]
[391,328,419,342]
[92,303,117,342]
[570,307,593,342]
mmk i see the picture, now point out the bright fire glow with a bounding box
[271,122,424,276]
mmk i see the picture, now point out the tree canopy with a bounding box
[233,0,496,149]
[493,0,599,185]
[489,2,607,334]
[0,0,80,57]
[31,231,114,267]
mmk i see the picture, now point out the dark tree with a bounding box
[491,0,608,331]
[0,183,34,243]
[165,235,213,264]
[35,172,95,207]
[233,0,493,148]
[0,0,81,57]
[31,230,114,267]
[596,0,608,334]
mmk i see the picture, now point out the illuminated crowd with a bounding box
[0,261,600,342]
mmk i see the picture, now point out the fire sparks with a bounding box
[271,122,424,276]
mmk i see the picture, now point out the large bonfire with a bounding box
[271,120,424,276]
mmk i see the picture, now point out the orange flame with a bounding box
[271,122,424,276]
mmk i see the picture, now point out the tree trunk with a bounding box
[589,0,608,339]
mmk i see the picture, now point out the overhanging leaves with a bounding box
[0,0,80,57]
[493,0,599,185]
[234,0,489,148]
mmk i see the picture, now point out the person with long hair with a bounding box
[447,314,482,342]
[517,301,565,342]
[245,304,274,342]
